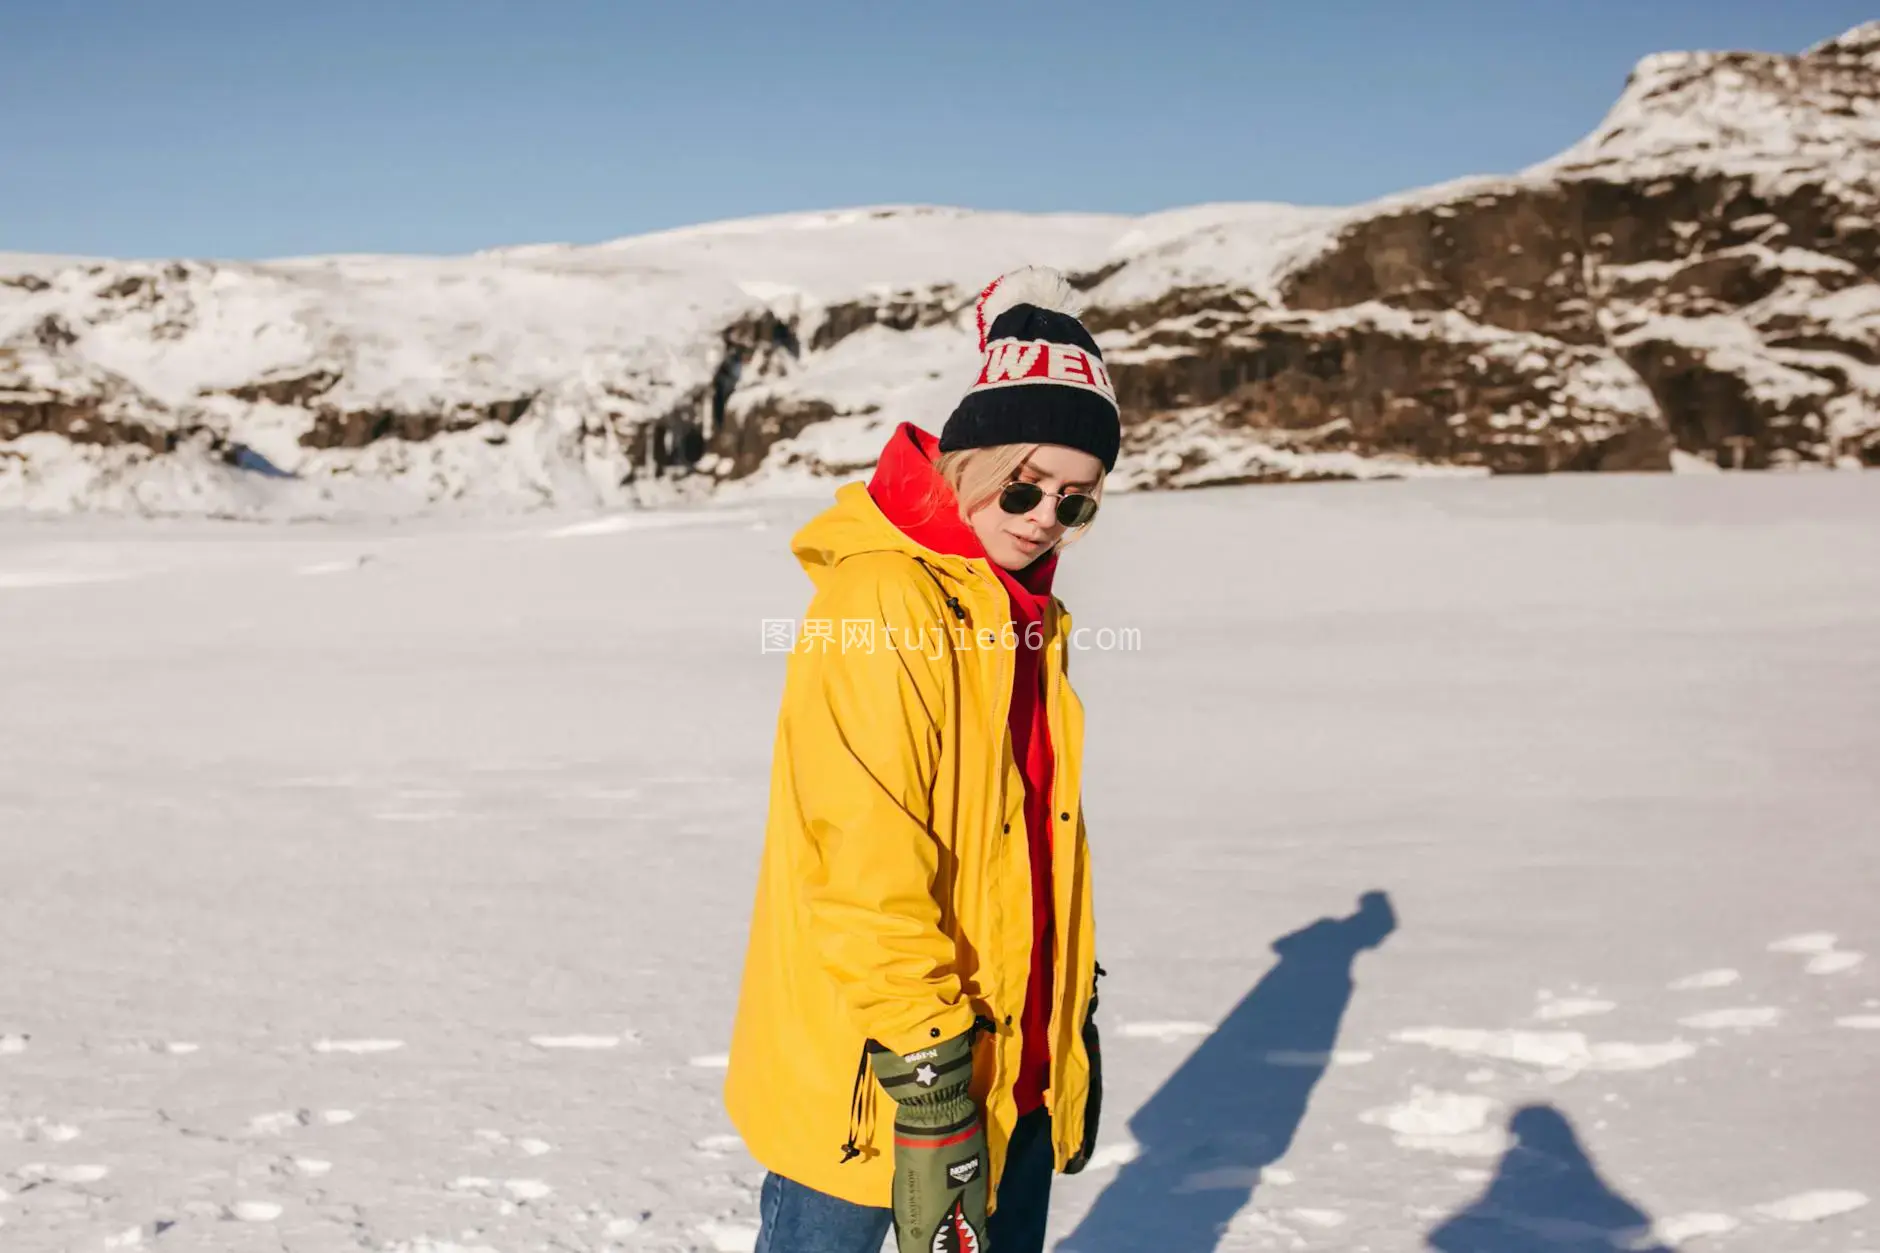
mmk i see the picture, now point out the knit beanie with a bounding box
[937,266,1121,471]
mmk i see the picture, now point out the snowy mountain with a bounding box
[2,22,1876,516]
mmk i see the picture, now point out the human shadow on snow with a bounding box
[1058,889,1397,1252]
[1426,1105,1669,1253]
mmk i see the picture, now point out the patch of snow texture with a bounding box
[293,1158,331,1176]
[1532,998,1617,1022]
[688,1053,731,1069]
[229,1200,282,1222]
[504,1179,553,1201]
[312,1037,405,1054]
[1669,969,1740,991]
[1391,1028,1696,1077]
[545,509,763,539]
[320,1109,355,1125]
[164,1041,199,1054]
[4,1117,79,1143]
[695,1220,760,1252]
[1652,1212,1741,1243]
[1119,1020,1213,1042]
[1678,1007,1783,1029]
[1082,1141,1141,1170]
[1807,951,1865,975]
[528,1033,628,1050]
[1289,1209,1348,1229]
[1768,932,1838,954]
[1360,1089,1512,1158]
[1837,1015,1880,1030]
[0,1035,26,1054]
[1753,1190,1868,1222]
[694,1134,744,1155]
[15,1163,109,1184]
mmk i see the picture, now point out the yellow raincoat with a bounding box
[724,477,1099,1212]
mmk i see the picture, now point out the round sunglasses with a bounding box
[999,479,1099,528]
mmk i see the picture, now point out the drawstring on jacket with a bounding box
[840,1015,999,1163]
[839,1045,876,1164]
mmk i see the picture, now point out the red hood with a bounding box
[866,422,1058,612]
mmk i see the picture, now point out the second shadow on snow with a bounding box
[1060,889,1397,1252]
[1427,1105,1670,1253]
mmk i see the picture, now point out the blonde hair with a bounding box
[933,443,1106,552]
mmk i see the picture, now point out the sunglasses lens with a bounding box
[999,482,1044,514]
[1057,494,1098,527]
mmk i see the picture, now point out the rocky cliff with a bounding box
[3,23,1875,515]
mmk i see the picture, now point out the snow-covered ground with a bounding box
[1,472,1876,1252]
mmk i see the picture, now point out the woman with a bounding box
[726,266,1116,1253]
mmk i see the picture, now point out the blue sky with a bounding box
[2,0,1869,260]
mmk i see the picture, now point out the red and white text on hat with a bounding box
[969,339,1117,409]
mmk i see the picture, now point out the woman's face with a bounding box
[967,443,1105,570]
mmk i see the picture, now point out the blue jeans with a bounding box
[755,1109,1054,1253]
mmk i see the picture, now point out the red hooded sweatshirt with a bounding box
[867,421,1058,1116]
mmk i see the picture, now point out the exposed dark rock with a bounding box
[808,287,957,353]
[297,394,537,450]
[212,369,343,407]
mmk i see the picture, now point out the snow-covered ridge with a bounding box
[3,22,1876,516]
[1543,19,1880,178]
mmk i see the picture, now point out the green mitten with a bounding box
[869,1024,991,1253]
